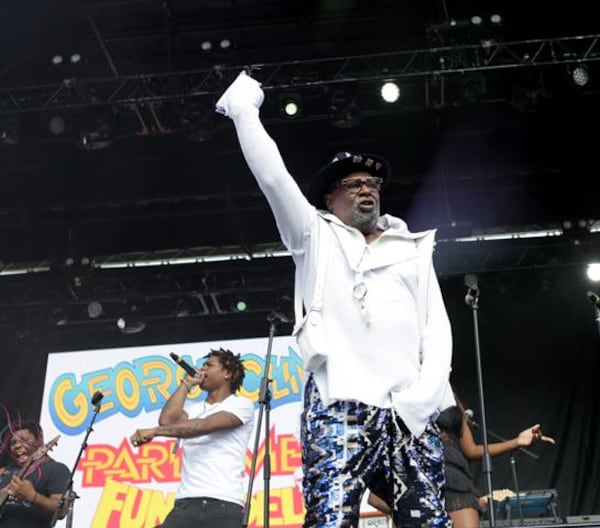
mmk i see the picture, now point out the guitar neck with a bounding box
[0,488,8,509]
[0,456,41,508]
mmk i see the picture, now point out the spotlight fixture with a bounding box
[200,41,212,51]
[380,81,400,103]
[571,64,590,87]
[87,301,103,319]
[175,298,197,318]
[284,100,298,116]
[510,87,543,113]
[279,93,302,118]
[52,306,70,327]
[117,305,146,334]
[79,113,114,150]
[490,13,502,24]
[470,15,483,26]
[233,298,248,313]
[0,118,19,145]
[51,55,63,65]
[219,39,231,50]
[81,130,112,150]
[47,115,66,136]
[70,53,82,64]
[587,263,600,282]
[460,76,486,103]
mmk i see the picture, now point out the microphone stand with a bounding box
[49,392,103,528]
[64,490,79,528]
[465,286,496,528]
[470,420,539,525]
[586,292,600,336]
[243,311,285,528]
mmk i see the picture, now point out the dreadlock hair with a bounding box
[15,420,44,443]
[0,417,44,460]
[205,348,246,393]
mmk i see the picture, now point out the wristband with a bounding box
[181,379,192,393]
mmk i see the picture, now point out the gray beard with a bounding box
[349,204,380,234]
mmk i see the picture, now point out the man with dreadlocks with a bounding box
[130,348,254,528]
[0,420,70,528]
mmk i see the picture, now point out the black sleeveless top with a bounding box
[436,406,478,493]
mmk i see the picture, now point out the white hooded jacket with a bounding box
[217,71,453,437]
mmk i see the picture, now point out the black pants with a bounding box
[162,497,243,528]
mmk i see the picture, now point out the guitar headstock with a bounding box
[30,434,60,462]
[492,488,517,502]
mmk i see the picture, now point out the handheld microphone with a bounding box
[586,290,600,307]
[587,291,600,336]
[267,311,290,323]
[464,274,479,307]
[169,353,197,377]
[464,409,477,426]
[465,287,479,307]
[91,391,104,409]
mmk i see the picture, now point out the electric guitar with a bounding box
[478,489,516,511]
[492,489,517,502]
[0,434,60,511]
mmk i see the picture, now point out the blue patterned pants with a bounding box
[301,376,449,528]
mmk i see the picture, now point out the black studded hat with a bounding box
[305,151,391,209]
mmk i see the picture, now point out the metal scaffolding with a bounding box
[1,33,598,115]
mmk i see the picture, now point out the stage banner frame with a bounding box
[40,336,308,528]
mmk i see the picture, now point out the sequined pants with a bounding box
[301,376,449,528]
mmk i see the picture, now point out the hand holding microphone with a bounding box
[170,352,197,376]
[169,353,204,384]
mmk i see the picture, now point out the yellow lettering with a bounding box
[115,368,140,412]
[104,446,142,482]
[138,443,169,481]
[141,360,172,404]
[54,379,87,429]
[282,361,300,394]
[91,481,175,528]
[79,446,116,486]
[249,487,304,527]
[120,484,150,528]
[145,488,174,526]
[90,479,127,528]
[271,377,291,400]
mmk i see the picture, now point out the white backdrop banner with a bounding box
[41,336,306,528]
